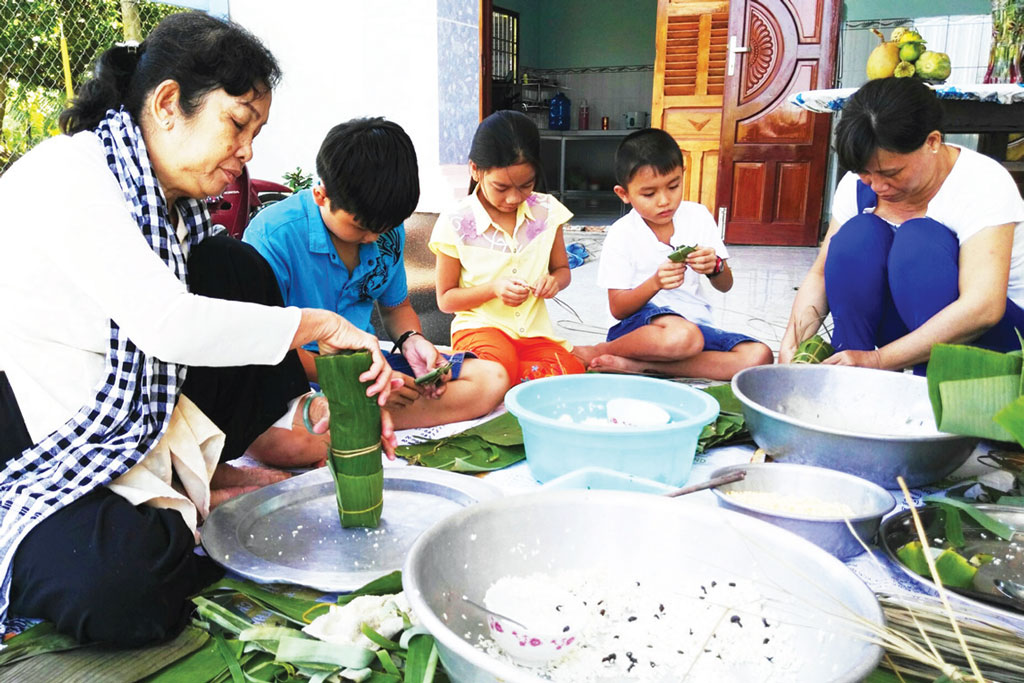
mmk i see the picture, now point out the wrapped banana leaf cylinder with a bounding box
[315,350,383,528]
[792,334,835,364]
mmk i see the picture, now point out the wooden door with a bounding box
[717,0,839,245]
[652,0,730,215]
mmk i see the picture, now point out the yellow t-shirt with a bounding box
[429,190,573,348]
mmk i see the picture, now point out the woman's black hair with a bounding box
[60,11,281,134]
[467,110,545,194]
[834,77,944,173]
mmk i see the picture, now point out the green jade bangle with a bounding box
[302,391,326,433]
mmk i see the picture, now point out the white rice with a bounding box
[725,490,856,518]
[474,569,798,682]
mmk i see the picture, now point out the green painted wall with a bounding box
[495,0,541,69]
[843,0,991,20]
[535,0,657,68]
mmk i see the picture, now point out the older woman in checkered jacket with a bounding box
[0,12,398,647]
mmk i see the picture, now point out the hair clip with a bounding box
[116,40,140,54]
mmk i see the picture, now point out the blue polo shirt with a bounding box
[243,190,407,351]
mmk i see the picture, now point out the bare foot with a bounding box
[211,462,291,488]
[588,353,648,374]
[209,463,291,509]
[572,344,603,367]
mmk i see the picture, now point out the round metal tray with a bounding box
[201,466,501,592]
[879,503,1024,619]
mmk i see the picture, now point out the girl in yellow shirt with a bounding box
[429,111,585,385]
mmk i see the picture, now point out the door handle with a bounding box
[727,35,750,77]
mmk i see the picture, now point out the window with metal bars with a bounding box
[492,7,519,83]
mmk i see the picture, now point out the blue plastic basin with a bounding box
[504,374,720,486]
[542,466,675,494]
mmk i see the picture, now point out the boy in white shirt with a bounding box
[574,128,772,380]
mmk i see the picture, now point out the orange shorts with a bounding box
[451,327,585,386]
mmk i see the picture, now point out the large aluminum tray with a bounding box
[879,503,1024,620]
[202,466,501,592]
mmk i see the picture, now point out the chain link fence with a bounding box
[0,0,185,173]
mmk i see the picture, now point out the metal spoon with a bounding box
[460,595,531,629]
[663,470,746,498]
[994,578,1024,609]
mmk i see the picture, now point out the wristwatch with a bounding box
[393,330,423,354]
[707,256,725,278]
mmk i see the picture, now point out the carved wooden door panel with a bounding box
[652,0,730,215]
[717,0,840,245]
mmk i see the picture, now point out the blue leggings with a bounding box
[824,214,1024,373]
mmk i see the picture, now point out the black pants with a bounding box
[1,236,308,646]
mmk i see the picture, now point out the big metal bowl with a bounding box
[732,365,978,488]
[711,463,896,560]
[403,490,884,683]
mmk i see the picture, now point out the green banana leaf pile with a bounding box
[396,412,525,472]
[0,573,446,683]
[696,383,751,454]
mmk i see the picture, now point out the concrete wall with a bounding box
[228,0,476,213]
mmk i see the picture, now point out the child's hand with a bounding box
[384,373,421,409]
[655,260,688,290]
[685,246,719,275]
[531,273,560,299]
[493,277,531,307]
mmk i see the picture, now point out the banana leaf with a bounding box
[927,343,1022,442]
[0,625,207,682]
[316,351,383,528]
[702,383,744,415]
[995,394,1024,448]
[937,375,1019,442]
[397,413,525,472]
[0,621,82,666]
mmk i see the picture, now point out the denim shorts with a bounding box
[385,350,472,379]
[606,303,760,352]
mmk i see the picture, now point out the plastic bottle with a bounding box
[548,92,571,131]
[578,99,590,130]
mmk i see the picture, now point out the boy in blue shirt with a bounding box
[573,128,773,380]
[245,118,508,446]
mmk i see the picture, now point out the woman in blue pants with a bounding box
[780,77,1024,373]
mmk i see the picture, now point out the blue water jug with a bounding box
[548,92,571,131]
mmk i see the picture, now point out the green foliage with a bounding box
[0,0,182,173]
[282,166,314,192]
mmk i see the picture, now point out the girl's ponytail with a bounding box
[59,44,141,134]
[468,110,545,194]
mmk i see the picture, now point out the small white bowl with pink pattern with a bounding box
[486,614,579,667]
[483,576,583,667]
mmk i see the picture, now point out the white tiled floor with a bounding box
[556,229,820,356]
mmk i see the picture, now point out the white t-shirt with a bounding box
[597,203,728,326]
[831,145,1024,306]
[0,132,301,442]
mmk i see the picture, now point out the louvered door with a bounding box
[652,0,729,215]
